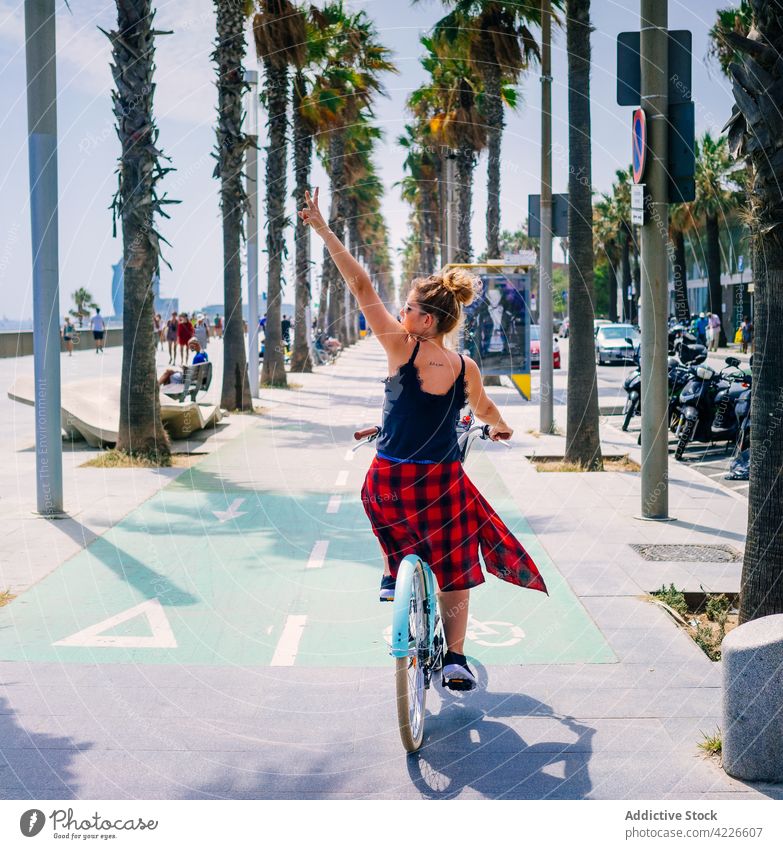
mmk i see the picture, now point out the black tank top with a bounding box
[376,340,466,463]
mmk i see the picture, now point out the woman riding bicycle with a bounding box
[300,188,547,691]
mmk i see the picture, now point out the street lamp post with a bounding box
[25,0,63,516]
[539,0,554,434]
[244,70,260,398]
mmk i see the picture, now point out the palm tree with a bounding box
[564,0,601,470]
[213,0,252,411]
[593,195,619,323]
[708,1,753,76]
[609,167,636,323]
[105,1,174,462]
[302,2,395,344]
[723,2,783,621]
[428,2,561,259]
[397,123,438,273]
[69,287,98,328]
[345,118,386,342]
[254,1,307,388]
[289,9,328,373]
[692,131,739,346]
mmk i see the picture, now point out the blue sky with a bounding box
[0,0,735,320]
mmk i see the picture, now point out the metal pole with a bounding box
[25,0,63,516]
[539,0,554,433]
[245,71,259,398]
[639,0,671,520]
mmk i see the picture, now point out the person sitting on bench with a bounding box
[158,338,208,388]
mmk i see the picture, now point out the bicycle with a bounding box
[353,413,510,752]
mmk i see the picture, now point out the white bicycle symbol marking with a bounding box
[382,618,525,648]
[466,616,525,647]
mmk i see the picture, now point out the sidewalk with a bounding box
[0,337,778,800]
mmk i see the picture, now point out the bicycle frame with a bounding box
[390,555,438,660]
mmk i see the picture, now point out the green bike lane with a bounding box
[0,420,615,668]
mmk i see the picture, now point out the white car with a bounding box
[595,324,640,365]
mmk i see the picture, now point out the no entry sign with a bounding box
[632,108,647,183]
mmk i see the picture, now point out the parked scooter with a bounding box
[672,356,751,461]
[621,341,707,432]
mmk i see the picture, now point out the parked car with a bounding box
[530,324,561,370]
[595,324,640,365]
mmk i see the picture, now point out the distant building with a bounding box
[111,260,178,318]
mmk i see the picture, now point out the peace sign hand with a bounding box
[298,187,329,237]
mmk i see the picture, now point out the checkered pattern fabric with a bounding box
[361,455,548,594]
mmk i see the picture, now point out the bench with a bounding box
[160,361,212,403]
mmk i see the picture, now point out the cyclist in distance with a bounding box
[300,189,548,690]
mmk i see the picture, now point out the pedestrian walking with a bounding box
[214,314,223,339]
[62,316,75,356]
[194,314,209,350]
[281,315,291,347]
[707,312,721,351]
[90,307,106,353]
[176,312,194,365]
[300,187,547,691]
[695,312,708,347]
[740,315,753,354]
[154,313,164,350]
[165,312,178,364]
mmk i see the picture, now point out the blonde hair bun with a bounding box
[441,268,480,306]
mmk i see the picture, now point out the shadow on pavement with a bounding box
[0,694,90,799]
[407,661,595,799]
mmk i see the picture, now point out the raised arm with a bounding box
[299,188,404,349]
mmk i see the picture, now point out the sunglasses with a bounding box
[401,302,426,316]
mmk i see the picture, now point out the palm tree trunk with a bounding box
[484,61,503,260]
[741,242,783,620]
[346,198,361,345]
[260,59,288,387]
[420,176,437,272]
[706,213,726,345]
[214,0,251,411]
[607,241,618,323]
[672,228,690,323]
[325,131,347,342]
[723,1,783,621]
[109,0,170,461]
[290,71,313,373]
[455,148,474,264]
[565,0,602,470]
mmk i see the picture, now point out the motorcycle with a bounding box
[672,356,751,461]
[621,342,706,432]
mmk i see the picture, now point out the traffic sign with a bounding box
[528,193,569,238]
[617,30,692,106]
[631,184,645,225]
[632,108,647,183]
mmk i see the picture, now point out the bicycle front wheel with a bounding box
[395,559,427,753]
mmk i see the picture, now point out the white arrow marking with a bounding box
[326,495,342,514]
[306,540,329,569]
[212,497,246,523]
[53,599,177,649]
[270,615,308,666]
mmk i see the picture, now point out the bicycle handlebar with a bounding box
[354,426,381,441]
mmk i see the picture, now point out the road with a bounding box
[554,337,749,497]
